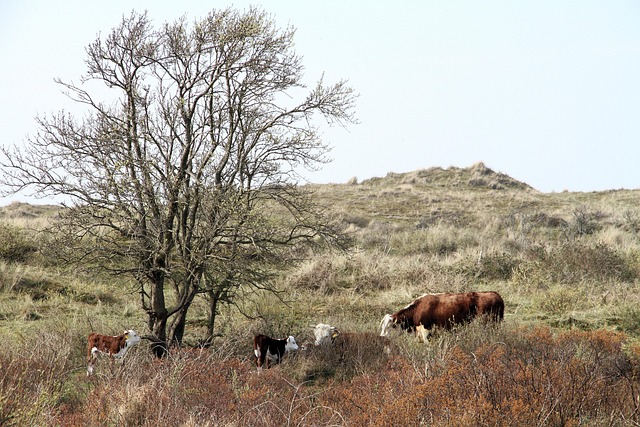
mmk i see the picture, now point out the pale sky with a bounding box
[1,1,639,204]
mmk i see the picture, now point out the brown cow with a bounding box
[87,329,141,376]
[253,334,299,371]
[380,292,504,341]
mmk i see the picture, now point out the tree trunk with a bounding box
[167,280,200,347]
[150,317,168,358]
[205,290,221,346]
[149,272,169,357]
[168,306,189,347]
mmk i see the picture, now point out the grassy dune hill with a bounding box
[302,163,640,329]
[2,163,640,426]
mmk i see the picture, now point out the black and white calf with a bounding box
[253,334,299,371]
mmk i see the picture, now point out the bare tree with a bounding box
[0,8,356,354]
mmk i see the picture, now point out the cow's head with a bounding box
[124,330,141,347]
[285,336,299,352]
[311,323,340,346]
[379,314,396,336]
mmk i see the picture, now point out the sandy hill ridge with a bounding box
[360,162,536,192]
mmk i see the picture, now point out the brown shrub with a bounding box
[0,332,76,426]
[408,327,637,426]
[10,326,639,427]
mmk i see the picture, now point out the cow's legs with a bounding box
[265,350,280,368]
[254,348,265,372]
[87,347,98,376]
[416,325,430,343]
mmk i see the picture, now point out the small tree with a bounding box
[0,8,356,353]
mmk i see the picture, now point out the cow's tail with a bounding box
[497,300,505,321]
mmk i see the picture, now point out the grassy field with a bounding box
[2,162,640,426]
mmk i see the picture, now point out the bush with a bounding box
[0,224,37,263]
[290,332,391,383]
[455,251,519,281]
[0,332,77,426]
[615,306,640,335]
[391,228,461,257]
[564,206,606,239]
[397,326,637,426]
[514,242,637,286]
[562,243,635,282]
[620,210,640,234]
[532,287,582,315]
[286,254,400,294]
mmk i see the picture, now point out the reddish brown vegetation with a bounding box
[4,326,640,426]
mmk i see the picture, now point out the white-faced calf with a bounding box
[87,329,141,376]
